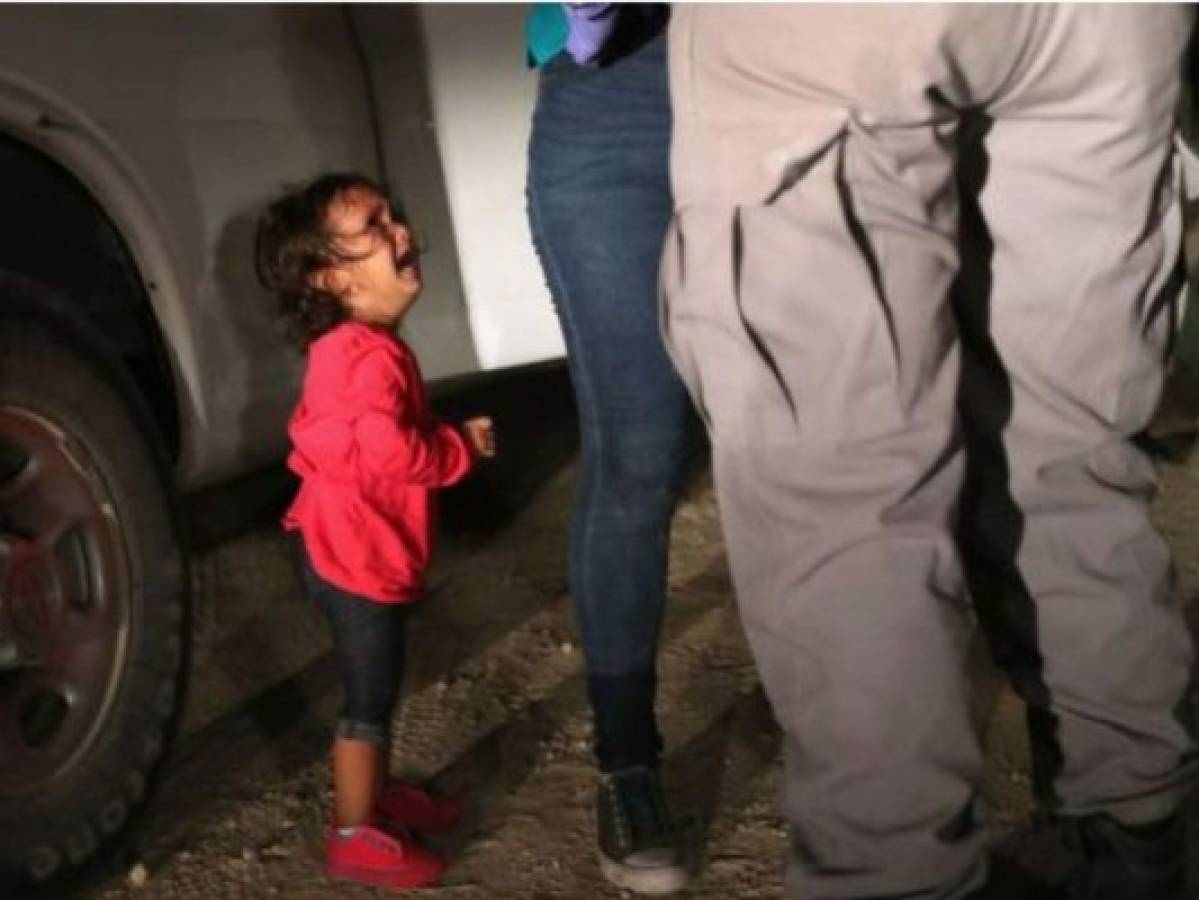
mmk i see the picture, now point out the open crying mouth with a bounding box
[395,247,419,272]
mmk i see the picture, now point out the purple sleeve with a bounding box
[563,3,618,66]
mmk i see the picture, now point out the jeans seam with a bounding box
[527,180,607,616]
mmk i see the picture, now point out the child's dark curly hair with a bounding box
[253,173,385,348]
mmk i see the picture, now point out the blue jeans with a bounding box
[298,548,409,745]
[527,30,695,773]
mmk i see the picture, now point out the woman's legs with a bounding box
[527,26,692,779]
[527,27,695,893]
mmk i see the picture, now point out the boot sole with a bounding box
[598,851,689,895]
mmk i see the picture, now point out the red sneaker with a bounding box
[374,781,464,835]
[325,823,446,889]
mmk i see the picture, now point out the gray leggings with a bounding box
[298,548,409,745]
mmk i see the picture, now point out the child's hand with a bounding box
[462,416,496,459]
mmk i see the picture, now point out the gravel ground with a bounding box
[43,363,1199,900]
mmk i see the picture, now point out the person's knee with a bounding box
[589,435,689,524]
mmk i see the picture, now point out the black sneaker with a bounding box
[966,858,1064,899]
[1062,811,1185,900]
[595,766,688,895]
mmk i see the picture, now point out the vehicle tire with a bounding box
[0,274,188,884]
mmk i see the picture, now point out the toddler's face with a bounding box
[322,186,422,327]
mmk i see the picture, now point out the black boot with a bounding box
[965,857,1064,899]
[1062,811,1185,900]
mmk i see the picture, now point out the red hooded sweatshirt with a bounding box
[283,323,473,602]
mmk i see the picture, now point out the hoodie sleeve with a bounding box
[350,345,473,487]
[292,341,473,488]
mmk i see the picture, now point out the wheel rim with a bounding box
[0,406,130,794]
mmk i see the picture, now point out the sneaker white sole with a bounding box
[598,851,689,895]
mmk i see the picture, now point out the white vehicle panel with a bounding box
[0,5,565,490]
[419,5,564,371]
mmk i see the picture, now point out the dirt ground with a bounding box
[47,362,1199,900]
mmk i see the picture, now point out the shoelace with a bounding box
[354,828,411,852]
[364,832,392,850]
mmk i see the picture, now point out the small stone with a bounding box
[127,863,149,888]
[435,680,447,693]
[560,641,574,655]
[261,843,291,860]
[241,847,258,863]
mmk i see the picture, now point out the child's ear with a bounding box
[312,265,351,299]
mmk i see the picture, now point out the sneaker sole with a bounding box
[327,861,445,889]
[598,851,689,895]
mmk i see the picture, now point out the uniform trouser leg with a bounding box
[662,5,1196,898]
[662,94,984,900]
[954,85,1196,827]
